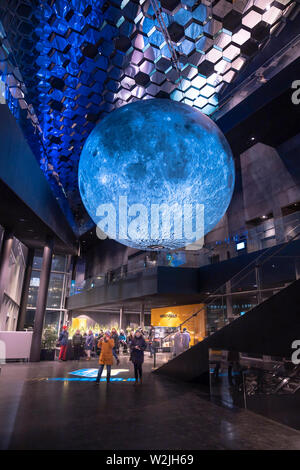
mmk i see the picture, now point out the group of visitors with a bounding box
[57,324,191,384]
[57,325,148,384]
[58,326,132,362]
[96,329,146,384]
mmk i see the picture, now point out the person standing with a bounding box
[58,325,69,361]
[72,329,82,361]
[95,331,114,384]
[149,325,155,358]
[127,330,134,347]
[130,330,147,384]
[182,327,191,351]
[85,330,94,360]
[173,329,183,356]
[96,330,104,356]
[111,327,120,365]
[99,329,104,340]
[119,330,127,354]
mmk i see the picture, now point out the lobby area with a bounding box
[0,0,300,454]
[2,355,300,450]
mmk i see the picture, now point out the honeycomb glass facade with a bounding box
[0,0,296,234]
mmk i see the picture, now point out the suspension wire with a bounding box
[149,0,183,92]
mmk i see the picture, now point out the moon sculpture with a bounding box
[78,99,235,250]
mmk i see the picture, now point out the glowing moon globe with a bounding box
[78,99,235,250]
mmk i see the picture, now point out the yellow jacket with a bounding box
[98,338,115,365]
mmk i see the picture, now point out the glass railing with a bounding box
[209,349,300,428]
[152,218,300,369]
[69,274,107,296]
[69,212,300,297]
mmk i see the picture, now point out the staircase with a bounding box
[154,278,300,382]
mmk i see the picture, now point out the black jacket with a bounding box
[72,333,82,346]
[111,332,119,348]
[130,336,147,365]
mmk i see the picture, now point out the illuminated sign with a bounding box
[236,241,246,251]
[152,303,206,344]
[160,313,177,319]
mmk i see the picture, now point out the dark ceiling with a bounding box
[0,179,77,254]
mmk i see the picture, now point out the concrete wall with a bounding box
[198,139,300,262]
[85,238,139,279]
[241,142,300,225]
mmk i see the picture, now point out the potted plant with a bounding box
[40,326,57,361]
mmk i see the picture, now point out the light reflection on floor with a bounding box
[68,368,129,378]
[47,377,135,382]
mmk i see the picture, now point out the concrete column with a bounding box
[140,303,144,329]
[71,255,77,281]
[17,248,34,331]
[0,229,14,330]
[30,238,54,362]
[119,306,123,330]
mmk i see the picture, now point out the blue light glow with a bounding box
[47,378,135,382]
[79,99,235,250]
[69,368,129,378]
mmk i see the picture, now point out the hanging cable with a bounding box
[149,0,183,90]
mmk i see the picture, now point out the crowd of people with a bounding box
[57,325,191,384]
[57,325,154,384]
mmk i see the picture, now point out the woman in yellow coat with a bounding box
[95,331,115,383]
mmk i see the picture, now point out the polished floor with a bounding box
[1,354,300,450]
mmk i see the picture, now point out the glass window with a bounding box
[44,310,60,333]
[24,309,35,329]
[28,270,41,308]
[51,254,66,272]
[47,272,64,309]
[206,301,227,334]
[33,250,43,270]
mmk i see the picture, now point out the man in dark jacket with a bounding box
[58,326,69,361]
[130,330,147,383]
[111,328,120,364]
[149,325,155,358]
[72,329,83,360]
[96,330,104,355]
